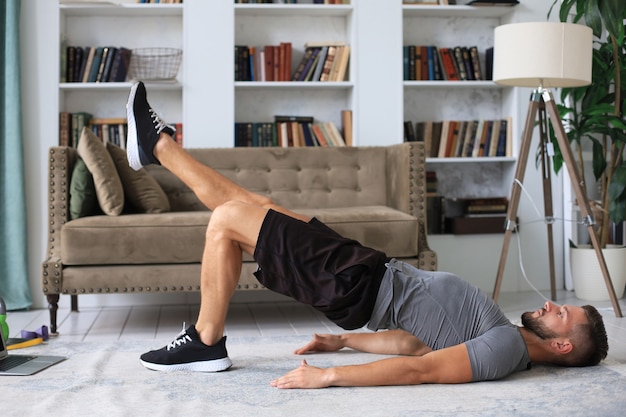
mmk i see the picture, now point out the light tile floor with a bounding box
[6,290,626,362]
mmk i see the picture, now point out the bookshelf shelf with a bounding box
[59,81,182,91]
[234,4,352,17]
[402,5,515,18]
[235,81,354,90]
[60,3,183,17]
[404,80,501,89]
[427,156,516,164]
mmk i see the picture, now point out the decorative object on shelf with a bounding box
[128,47,182,81]
[490,21,622,316]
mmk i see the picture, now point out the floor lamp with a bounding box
[490,22,623,317]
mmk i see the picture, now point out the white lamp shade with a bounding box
[493,22,593,88]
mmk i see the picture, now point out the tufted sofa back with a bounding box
[147,145,411,213]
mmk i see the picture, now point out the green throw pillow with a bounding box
[69,157,98,220]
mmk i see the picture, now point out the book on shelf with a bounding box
[174,123,183,146]
[292,47,320,81]
[469,46,482,81]
[341,109,353,147]
[453,46,468,81]
[404,121,417,143]
[318,44,338,81]
[485,46,494,80]
[71,111,93,148]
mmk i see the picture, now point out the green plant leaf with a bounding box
[584,0,603,37]
[591,138,608,180]
[598,0,625,40]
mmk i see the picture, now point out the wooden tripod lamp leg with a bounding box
[493,92,541,303]
[543,90,623,318]
[538,102,557,301]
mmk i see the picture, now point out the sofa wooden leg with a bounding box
[47,294,60,335]
[71,295,78,312]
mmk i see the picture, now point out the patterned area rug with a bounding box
[1,335,625,417]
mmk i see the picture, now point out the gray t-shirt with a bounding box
[368,259,530,381]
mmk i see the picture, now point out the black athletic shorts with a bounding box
[253,209,388,330]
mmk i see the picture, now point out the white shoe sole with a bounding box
[126,82,142,171]
[140,357,233,373]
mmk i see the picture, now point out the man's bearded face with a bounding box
[521,311,559,340]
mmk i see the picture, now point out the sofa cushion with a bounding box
[60,206,417,266]
[77,127,125,216]
[106,143,171,214]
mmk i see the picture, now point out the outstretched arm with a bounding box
[271,343,473,389]
[295,330,433,357]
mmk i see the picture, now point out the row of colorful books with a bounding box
[404,117,512,158]
[403,45,493,81]
[235,42,350,82]
[235,115,349,148]
[61,46,131,83]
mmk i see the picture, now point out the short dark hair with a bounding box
[561,305,608,367]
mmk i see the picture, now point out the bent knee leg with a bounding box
[207,201,268,244]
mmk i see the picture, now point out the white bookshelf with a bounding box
[58,3,183,125]
[233,2,356,141]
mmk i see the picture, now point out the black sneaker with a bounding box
[140,324,232,372]
[126,81,176,171]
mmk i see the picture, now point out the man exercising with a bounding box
[126,81,608,389]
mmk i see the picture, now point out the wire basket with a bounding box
[128,47,182,81]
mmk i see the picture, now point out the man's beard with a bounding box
[521,311,558,340]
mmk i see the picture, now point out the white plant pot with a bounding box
[570,245,626,301]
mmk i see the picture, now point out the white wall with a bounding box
[19,0,560,310]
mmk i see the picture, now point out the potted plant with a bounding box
[548,0,626,300]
